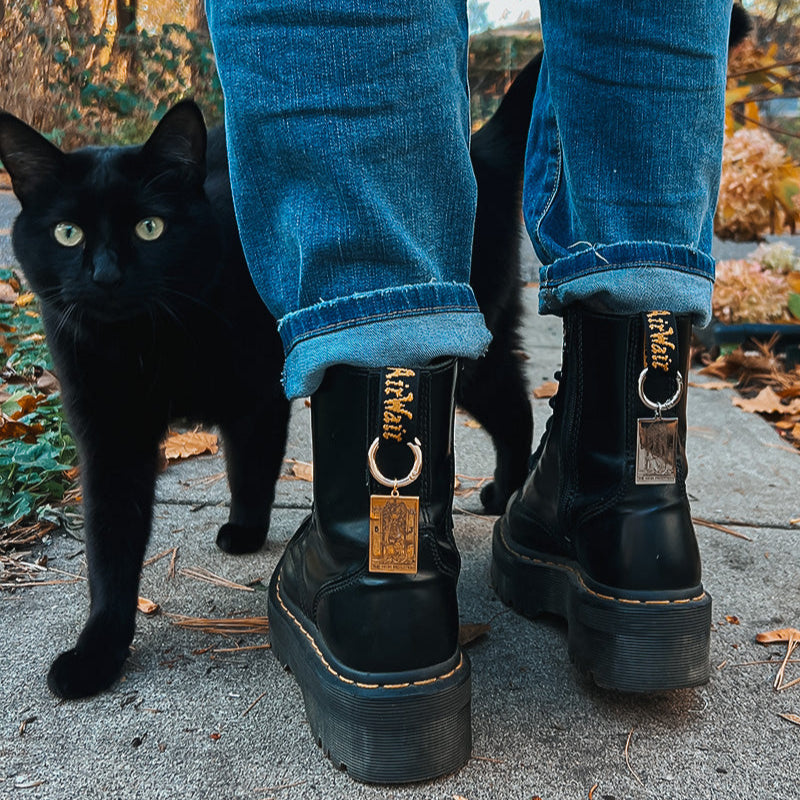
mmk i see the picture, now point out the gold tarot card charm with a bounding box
[635,417,678,485]
[369,492,419,574]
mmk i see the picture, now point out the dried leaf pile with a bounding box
[1,270,78,533]
[699,335,800,453]
[713,243,800,324]
[717,37,800,241]
[715,128,800,241]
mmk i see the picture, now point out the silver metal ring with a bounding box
[638,368,683,414]
[367,437,423,489]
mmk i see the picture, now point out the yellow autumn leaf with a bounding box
[787,273,800,293]
[725,85,753,106]
[162,430,219,461]
[14,292,36,307]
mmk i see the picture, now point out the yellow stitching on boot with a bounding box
[498,524,706,606]
[275,574,464,689]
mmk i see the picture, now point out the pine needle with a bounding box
[167,614,270,636]
[178,566,254,592]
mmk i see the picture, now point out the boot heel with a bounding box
[492,516,712,692]
[268,577,471,784]
[568,583,712,692]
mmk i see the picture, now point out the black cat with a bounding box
[463,52,541,513]
[0,103,292,698]
[0,59,537,699]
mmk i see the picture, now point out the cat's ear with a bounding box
[143,101,207,182]
[0,111,65,204]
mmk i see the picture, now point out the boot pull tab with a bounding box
[367,367,422,575]
[635,311,683,485]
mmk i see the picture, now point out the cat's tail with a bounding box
[470,51,543,180]
[730,3,752,50]
[472,0,749,168]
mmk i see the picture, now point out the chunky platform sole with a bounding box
[492,516,712,692]
[268,572,472,784]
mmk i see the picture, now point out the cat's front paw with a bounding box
[216,522,267,555]
[479,481,511,516]
[47,646,128,699]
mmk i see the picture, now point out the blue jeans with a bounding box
[206,0,731,399]
[206,0,490,398]
[529,0,732,325]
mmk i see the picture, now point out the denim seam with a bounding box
[281,304,482,355]
[533,100,563,262]
[542,259,713,287]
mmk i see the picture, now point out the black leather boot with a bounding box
[268,360,471,783]
[492,307,712,691]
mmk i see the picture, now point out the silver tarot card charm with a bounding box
[635,417,678,485]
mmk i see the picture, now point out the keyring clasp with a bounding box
[367,437,423,492]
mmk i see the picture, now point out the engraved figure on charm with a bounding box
[635,417,678,484]
[369,493,420,573]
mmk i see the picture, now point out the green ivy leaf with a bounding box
[788,293,800,321]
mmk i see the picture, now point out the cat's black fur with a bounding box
[0,104,292,697]
[463,53,541,513]
[0,58,538,698]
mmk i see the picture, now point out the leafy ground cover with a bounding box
[0,269,78,534]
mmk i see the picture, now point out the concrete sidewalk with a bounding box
[1,191,800,799]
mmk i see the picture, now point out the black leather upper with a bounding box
[504,307,702,594]
[277,360,462,674]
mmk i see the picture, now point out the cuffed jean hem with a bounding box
[537,241,715,326]
[278,283,492,398]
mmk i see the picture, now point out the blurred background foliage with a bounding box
[0,1,545,147]
[0,0,221,148]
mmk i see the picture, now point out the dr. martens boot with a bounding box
[268,360,471,783]
[492,307,712,691]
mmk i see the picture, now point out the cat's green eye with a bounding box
[53,222,85,248]
[135,217,165,241]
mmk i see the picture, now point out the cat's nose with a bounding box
[92,251,122,288]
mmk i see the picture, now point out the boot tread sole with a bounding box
[492,515,712,692]
[269,570,472,783]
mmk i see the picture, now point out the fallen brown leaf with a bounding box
[732,385,800,415]
[689,379,736,391]
[289,459,313,481]
[137,597,159,615]
[0,281,18,304]
[162,429,218,461]
[0,413,45,443]
[756,627,800,645]
[533,380,559,399]
[778,712,800,727]
[726,615,741,625]
[34,369,60,394]
[458,623,490,647]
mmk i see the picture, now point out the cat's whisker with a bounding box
[52,302,77,340]
[160,286,232,328]
[153,298,192,338]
